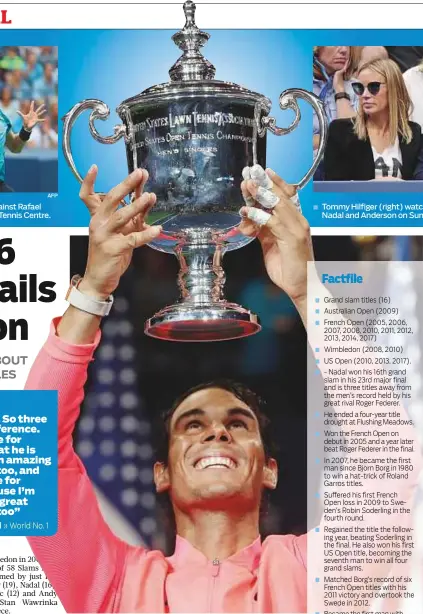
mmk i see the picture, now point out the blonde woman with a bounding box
[404,59,423,130]
[323,58,423,181]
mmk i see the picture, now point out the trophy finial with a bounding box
[169,1,216,82]
[183,0,196,26]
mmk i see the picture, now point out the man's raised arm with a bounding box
[25,168,161,612]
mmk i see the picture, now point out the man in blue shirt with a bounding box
[0,99,45,191]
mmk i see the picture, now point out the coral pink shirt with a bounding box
[25,320,307,613]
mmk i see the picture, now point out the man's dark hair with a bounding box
[155,378,277,466]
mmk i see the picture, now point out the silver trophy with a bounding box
[63,1,327,342]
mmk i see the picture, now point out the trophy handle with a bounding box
[62,99,127,185]
[255,88,328,190]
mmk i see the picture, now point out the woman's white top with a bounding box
[372,136,403,179]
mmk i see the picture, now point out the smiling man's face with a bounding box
[154,387,277,513]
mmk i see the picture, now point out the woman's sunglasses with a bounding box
[351,81,386,96]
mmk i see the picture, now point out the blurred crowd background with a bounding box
[69,233,422,554]
[0,46,58,148]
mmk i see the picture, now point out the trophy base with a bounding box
[145,303,261,342]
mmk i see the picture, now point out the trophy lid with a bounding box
[117,1,271,112]
[169,1,216,82]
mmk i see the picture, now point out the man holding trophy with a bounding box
[25,160,421,612]
[25,163,313,613]
[27,4,324,610]
[23,4,422,609]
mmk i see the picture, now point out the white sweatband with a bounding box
[242,167,251,180]
[256,186,280,209]
[245,208,271,226]
[250,164,273,189]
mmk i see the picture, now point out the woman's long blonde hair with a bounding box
[354,58,413,144]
